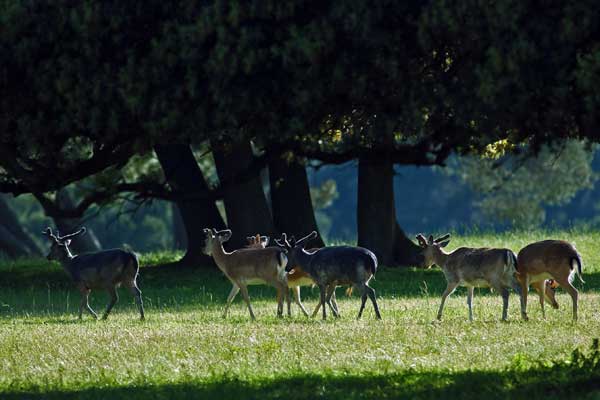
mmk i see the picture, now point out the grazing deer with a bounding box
[249,234,340,317]
[203,228,290,320]
[416,233,521,322]
[279,231,381,320]
[42,227,144,320]
[516,240,584,321]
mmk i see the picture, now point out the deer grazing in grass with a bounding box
[516,240,584,321]
[203,228,290,320]
[417,233,521,322]
[248,234,339,317]
[278,231,381,320]
[43,227,144,320]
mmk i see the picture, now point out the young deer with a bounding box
[249,234,340,317]
[203,228,290,320]
[280,231,381,320]
[516,240,584,321]
[43,227,144,320]
[417,233,521,322]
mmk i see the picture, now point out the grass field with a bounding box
[1,230,599,399]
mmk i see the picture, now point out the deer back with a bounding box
[215,247,287,283]
[517,240,579,277]
[444,247,516,287]
[298,245,377,285]
[69,249,138,288]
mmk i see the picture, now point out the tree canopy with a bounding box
[2,0,600,206]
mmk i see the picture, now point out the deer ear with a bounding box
[428,235,434,245]
[416,234,427,247]
[438,240,450,248]
[261,236,270,246]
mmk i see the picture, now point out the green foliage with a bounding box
[447,140,597,227]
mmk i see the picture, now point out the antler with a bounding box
[56,227,87,241]
[434,234,451,243]
[42,227,59,241]
[296,231,318,247]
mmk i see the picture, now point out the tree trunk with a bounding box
[0,194,43,257]
[269,154,324,247]
[213,140,276,250]
[53,188,102,253]
[155,144,225,268]
[357,157,422,267]
[171,202,187,251]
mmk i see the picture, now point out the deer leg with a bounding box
[330,291,340,317]
[275,286,284,318]
[499,287,510,322]
[531,281,545,319]
[311,299,321,318]
[519,277,530,321]
[102,287,119,320]
[79,288,97,320]
[319,284,327,320]
[223,284,240,318]
[466,286,474,322]
[128,283,145,320]
[357,284,369,320]
[285,285,291,317]
[325,286,339,318]
[437,282,458,321]
[366,284,381,320]
[293,286,309,317]
[556,278,579,322]
[238,284,256,320]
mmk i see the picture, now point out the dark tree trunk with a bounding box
[171,202,187,251]
[155,144,225,267]
[357,157,422,267]
[0,194,43,257]
[269,154,324,247]
[213,140,276,250]
[53,189,102,253]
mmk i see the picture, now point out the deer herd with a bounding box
[42,226,585,323]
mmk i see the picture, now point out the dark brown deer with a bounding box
[43,227,144,320]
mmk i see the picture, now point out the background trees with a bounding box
[1,0,600,265]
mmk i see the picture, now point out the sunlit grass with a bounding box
[0,229,599,399]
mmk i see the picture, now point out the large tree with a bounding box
[3,0,600,265]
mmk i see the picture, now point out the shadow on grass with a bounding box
[1,264,598,317]
[3,363,600,400]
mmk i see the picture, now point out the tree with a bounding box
[447,140,597,227]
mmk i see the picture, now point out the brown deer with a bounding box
[203,228,290,320]
[247,234,339,317]
[516,240,584,321]
[42,227,144,320]
[417,233,521,322]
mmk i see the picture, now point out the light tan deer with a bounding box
[203,228,290,320]
[516,240,584,321]
[417,233,521,322]
[246,234,339,317]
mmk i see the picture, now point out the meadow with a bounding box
[0,230,599,399]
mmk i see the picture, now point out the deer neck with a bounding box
[432,247,450,268]
[211,241,231,272]
[293,248,314,272]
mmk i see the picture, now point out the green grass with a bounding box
[1,230,600,399]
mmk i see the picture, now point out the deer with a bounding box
[278,231,381,320]
[516,240,584,321]
[203,228,290,320]
[248,234,340,317]
[42,227,144,320]
[416,233,521,322]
